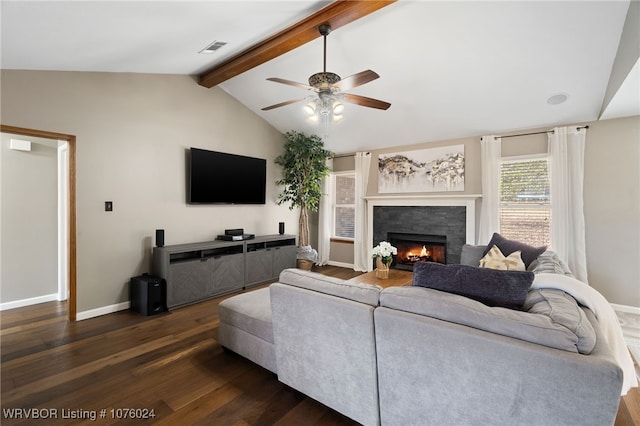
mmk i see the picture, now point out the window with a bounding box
[499,158,551,247]
[333,173,355,239]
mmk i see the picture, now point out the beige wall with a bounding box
[583,117,639,307]
[1,70,298,315]
[330,117,639,307]
[1,133,58,303]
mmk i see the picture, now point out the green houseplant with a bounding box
[275,131,333,268]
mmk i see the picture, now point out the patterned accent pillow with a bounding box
[479,245,526,271]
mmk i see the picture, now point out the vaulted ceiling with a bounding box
[2,1,637,154]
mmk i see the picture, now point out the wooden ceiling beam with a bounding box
[197,0,397,88]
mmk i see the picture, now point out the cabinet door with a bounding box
[272,245,297,278]
[168,258,213,308]
[212,253,245,296]
[245,249,273,285]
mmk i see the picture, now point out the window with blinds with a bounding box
[333,173,355,239]
[500,158,550,247]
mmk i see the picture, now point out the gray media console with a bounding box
[153,234,297,309]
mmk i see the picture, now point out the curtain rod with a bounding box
[337,125,591,152]
[495,125,589,140]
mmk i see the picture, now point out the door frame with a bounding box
[1,124,77,321]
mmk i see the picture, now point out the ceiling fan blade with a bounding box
[266,77,314,91]
[261,98,305,111]
[334,70,379,91]
[343,93,391,110]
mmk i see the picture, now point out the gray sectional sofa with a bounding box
[218,252,625,425]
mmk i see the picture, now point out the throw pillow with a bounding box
[479,245,526,271]
[482,233,546,269]
[412,261,534,310]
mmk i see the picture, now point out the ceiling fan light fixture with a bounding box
[303,103,316,116]
[262,23,390,122]
[314,92,329,116]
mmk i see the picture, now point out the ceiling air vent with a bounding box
[200,41,227,54]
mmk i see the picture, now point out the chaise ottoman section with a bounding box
[217,287,276,373]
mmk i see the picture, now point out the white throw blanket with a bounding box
[532,273,638,395]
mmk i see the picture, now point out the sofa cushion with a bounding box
[278,268,381,306]
[460,244,487,266]
[379,286,596,354]
[218,287,273,343]
[479,245,526,271]
[482,233,546,269]
[412,261,534,310]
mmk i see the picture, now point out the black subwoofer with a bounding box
[130,274,167,316]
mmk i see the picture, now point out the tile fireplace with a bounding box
[366,195,480,271]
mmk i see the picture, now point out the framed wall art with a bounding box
[378,145,465,193]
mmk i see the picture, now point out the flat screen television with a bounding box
[188,147,266,204]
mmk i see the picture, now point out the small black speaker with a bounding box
[156,229,164,247]
[130,274,167,316]
[279,222,285,235]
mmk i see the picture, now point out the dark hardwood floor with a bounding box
[1,265,638,425]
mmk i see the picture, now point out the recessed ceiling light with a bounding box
[199,41,227,54]
[546,93,569,105]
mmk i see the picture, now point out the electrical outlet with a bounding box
[105,201,113,212]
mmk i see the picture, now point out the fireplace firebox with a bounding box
[388,232,447,271]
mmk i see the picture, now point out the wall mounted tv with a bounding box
[188,147,266,204]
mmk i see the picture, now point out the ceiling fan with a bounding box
[261,24,391,118]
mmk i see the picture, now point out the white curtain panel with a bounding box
[354,152,372,271]
[316,158,334,265]
[478,136,502,245]
[548,126,588,283]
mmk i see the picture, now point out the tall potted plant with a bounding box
[275,131,333,269]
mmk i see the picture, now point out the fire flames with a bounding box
[396,243,445,265]
[407,246,431,262]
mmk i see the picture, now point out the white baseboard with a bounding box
[327,261,355,269]
[76,301,130,321]
[0,293,59,311]
[611,303,640,315]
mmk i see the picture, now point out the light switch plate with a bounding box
[105,201,113,212]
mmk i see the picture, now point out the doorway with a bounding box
[0,125,76,321]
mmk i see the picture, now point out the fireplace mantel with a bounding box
[365,194,481,271]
